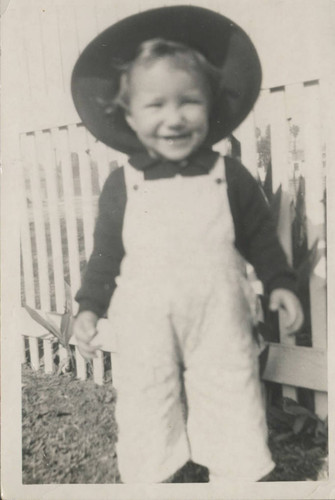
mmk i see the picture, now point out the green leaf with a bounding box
[283,398,317,419]
[60,312,74,345]
[60,311,70,337]
[297,239,321,286]
[57,356,71,375]
[25,304,61,339]
[268,405,294,426]
[45,313,63,340]
[270,185,282,229]
[314,420,327,438]
[293,415,307,434]
[273,431,294,442]
[67,317,74,344]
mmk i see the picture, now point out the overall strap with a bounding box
[123,161,144,193]
[208,155,227,183]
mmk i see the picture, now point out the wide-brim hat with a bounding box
[71,5,262,154]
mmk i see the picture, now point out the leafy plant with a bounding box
[259,170,326,414]
[256,125,271,171]
[25,282,74,374]
[269,184,282,229]
[268,398,328,447]
[259,178,321,345]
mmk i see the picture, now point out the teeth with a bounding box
[166,136,188,143]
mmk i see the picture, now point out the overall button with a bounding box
[215,178,223,184]
[133,184,139,190]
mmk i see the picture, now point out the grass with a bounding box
[22,365,120,484]
[22,364,328,484]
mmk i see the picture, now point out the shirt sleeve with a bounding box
[75,167,126,317]
[225,157,298,295]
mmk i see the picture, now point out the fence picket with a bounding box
[22,337,27,364]
[43,339,54,374]
[68,124,95,261]
[235,110,258,177]
[19,154,36,308]
[254,88,271,131]
[75,346,87,381]
[269,86,290,192]
[93,351,104,385]
[51,127,81,312]
[21,133,50,311]
[85,132,107,192]
[285,82,305,140]
[29,337,40,371]
[302,81,327,419]
[58,344,68,369]
[268,86,297,402]
[35,130,65,312]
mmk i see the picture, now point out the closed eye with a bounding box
[185,98,202,103]
[145,101,163,108]
[181,98,206,105]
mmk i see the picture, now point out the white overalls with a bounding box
[108,156,275,483]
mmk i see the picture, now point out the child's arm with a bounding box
[75,167,126,318]
[225,158,304,333]
[226,157,298,296]
[74,167,127,358]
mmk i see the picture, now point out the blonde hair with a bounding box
[111,38,222,112]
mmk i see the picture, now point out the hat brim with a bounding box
[71,5,262,154]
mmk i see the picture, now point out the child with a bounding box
[71,5,303,484]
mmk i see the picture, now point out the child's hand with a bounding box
[269,288,304,334]
[73,311,100,359]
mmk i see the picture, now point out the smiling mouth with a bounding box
[161,134,192,143]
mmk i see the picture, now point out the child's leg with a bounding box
[178,282,275,482]
[185,361,275,482]
[109,288,190,483]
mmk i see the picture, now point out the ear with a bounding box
[125,112,136,132]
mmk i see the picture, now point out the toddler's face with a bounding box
[125,58,210,162]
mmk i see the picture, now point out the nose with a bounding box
[164,104,186,129]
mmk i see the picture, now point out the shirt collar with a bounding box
[128,148,220,180]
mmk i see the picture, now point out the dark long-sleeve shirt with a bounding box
[75,151,297,317]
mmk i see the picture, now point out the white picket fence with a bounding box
[10,0,328,418]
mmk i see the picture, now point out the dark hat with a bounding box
[71,5,262,154]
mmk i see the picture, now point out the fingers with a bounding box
[269,289,304,335]
[282,296,296,326]
[73,311,100,360]
[77,341,102,360]
[282,296,304,334]
[76,336,102,360]
[285,305,304,335]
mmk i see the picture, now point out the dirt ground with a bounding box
[22,365,328,484]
